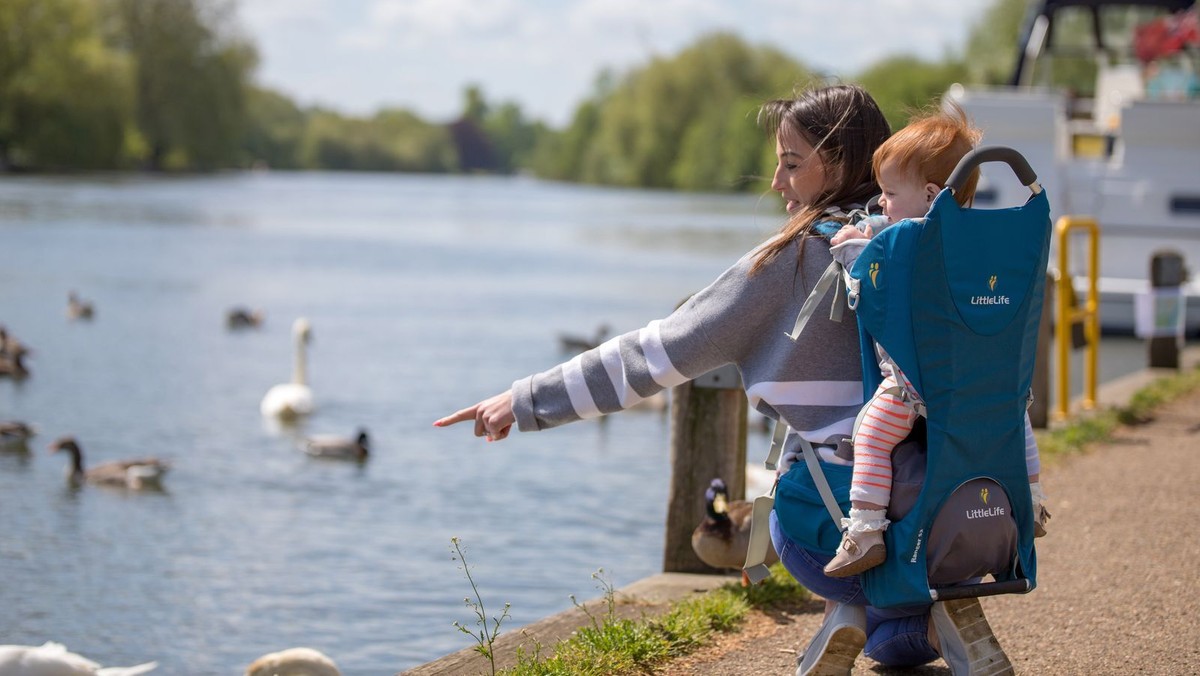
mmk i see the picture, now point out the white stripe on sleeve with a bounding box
[562,353,601,419]
[640,320,688,388]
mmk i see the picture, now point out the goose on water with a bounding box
[67,291,95,321]
[557,323,610,354]
[305,428,369,462]
[0,350,30,379]
[261,318,314,421]
[0,421,36,449]
[0,641,157,675]
[226,306,264,330]
[0,325,29,358]
[48,436,169,490]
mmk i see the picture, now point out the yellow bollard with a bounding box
[1054,216,1100,420]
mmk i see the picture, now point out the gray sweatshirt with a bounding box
[512,230,865,447]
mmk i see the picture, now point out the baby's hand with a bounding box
[830,224,869,246]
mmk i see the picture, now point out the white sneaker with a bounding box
[795,602,867,676]
[930,597,1014,675]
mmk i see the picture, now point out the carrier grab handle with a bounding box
[945,145,1041,196]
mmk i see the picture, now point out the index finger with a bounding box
[433,406,478,428]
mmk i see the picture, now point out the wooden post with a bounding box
[662,364,747,573]
[1148,250,1186,369]
[1029,272,1052,428]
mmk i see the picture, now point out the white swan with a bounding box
[0,641,157,675]
[245,647,340,676]
[261,318,314,421]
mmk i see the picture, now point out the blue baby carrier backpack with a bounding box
[746,147,1052,609]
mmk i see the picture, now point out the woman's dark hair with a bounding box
[752,84,891,273]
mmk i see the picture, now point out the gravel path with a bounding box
[658,388,1200,675]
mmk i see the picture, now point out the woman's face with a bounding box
[771,124,829,214]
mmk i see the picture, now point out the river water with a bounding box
[0,171,1160,674]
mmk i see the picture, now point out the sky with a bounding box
[237,0,997,127]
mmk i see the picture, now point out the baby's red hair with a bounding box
[873,101,982,206]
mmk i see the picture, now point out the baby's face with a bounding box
[877,161,937,223]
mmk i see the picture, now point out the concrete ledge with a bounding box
[400,572,737,675]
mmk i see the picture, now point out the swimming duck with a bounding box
[691,477,778,573]
[0,640,158,675]
[304,428,369,462]
[67,291,95,321]
[260,318,314,421]
[245,647,340,676]
[0,325,29,358]
[226,306,264,330]
[557,323,610,354]
[48,436,169,489]
[0,350,30,379]
[0,421,36,449]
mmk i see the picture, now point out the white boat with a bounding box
[945,0,1200,335]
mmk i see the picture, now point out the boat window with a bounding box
[1170,196,1200,215]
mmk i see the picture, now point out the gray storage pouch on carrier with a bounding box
[886,427,1019,586]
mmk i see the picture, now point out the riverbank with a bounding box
[404,344,1200,675]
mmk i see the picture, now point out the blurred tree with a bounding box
[481,101,541,174]
[110,0,257,170]
[854,55,970,131]
[964,0,1032,86]
[0,0,132,169]
[543,33,811,191]
[242,86,305,169]
[449,84,496,172]
[371,108,457,172]
[295,106,455,172]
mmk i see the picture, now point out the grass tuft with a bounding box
[501,564,806,675]
[1037,364,1200,459]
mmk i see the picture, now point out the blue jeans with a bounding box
[770,510,939,668]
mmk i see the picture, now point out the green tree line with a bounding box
[0,0,1035,188]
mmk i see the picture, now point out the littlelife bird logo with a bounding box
[971,274,1010,305]
[869,262,880,288]
[980,487,989,505]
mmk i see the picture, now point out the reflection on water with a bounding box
[0,172,776,673]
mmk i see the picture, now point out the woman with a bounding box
[435,84,1003,674]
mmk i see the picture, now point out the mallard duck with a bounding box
[691,477,778,573]
[261,318,314,421]
[305,428,369,462]
[0,350,30,379]
[226,306,264,330]
[67,291,95,321]
[0,421,36,450]
[245,647,340,676]
[0,640,158,675]
[557,323,610,354]
[48,436,169,489]
[0,325,29,358]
